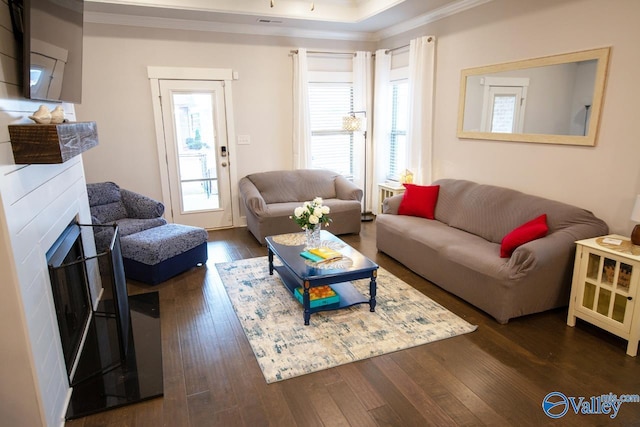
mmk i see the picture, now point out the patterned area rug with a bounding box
[216,257,477,383]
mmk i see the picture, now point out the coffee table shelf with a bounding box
[273,265,369,311]
[266,231,378,325]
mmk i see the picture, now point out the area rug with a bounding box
[215,257,477,383]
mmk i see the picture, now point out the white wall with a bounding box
[79,0,640,236]
[77,24,373,205]
[381,0,640,235]
[1,2,100,424]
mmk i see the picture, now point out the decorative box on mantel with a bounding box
[8,122,98,164]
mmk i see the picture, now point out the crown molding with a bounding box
[374,0,493,40]
[84,11,378,41]
[84,0,493,42]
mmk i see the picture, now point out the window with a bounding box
[30,68,43,87]
[308,82,354,178]
[388,79,408,181]
[489,93,518,133]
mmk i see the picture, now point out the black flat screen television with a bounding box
[10,0,84,104]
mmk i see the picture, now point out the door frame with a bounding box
[148,66,241,229]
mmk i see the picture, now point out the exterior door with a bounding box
[158,80,232,229]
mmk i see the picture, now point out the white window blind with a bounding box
[308,82,354,178]
[388,80,408,181]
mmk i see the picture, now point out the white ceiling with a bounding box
[84,0,493,41]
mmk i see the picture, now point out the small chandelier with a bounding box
[270,1,315,11]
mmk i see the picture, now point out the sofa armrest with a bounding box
[506,220,609,279]
[334,175,363,201]
[239,177,267,214]
[505,233,571,279]
[382,194,403,214]
[121,189,165,219]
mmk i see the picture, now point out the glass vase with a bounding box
[305,223,321,249]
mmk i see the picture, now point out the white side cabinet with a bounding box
[378,183,405,213]
[567,234,640,356]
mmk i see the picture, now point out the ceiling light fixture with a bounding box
[269,1,316,11]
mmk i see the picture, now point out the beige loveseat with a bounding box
[376,179,608,323]
[239,169,363,244]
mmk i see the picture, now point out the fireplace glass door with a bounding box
[47,223,92,378]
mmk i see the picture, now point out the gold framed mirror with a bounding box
[457,47,610,146]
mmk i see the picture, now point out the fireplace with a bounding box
[46,222,92,380]
[0,155,163,424]
[45,223,165,420]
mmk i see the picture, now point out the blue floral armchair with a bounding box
[86,182,167,252]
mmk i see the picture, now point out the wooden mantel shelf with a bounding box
[8,122,99,164]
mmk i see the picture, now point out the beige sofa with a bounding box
[239,169,363,244]
[376,179,608,323]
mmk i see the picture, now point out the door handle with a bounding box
[221,162,228,167]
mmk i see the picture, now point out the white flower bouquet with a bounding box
[291,197,331,230]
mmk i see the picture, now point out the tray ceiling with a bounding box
[85,0,493,40]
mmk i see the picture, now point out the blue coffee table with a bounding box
[266,230,378,325]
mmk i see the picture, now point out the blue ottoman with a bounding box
[120,224,208,285]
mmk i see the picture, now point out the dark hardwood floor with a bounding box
[66,221,640,426]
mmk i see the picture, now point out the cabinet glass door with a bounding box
[581,252,633,325]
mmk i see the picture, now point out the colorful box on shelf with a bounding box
[294,285,340,308]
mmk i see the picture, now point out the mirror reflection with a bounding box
[457,47,610,146]
[28,0,83,103]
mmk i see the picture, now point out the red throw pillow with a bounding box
[500,214,549,258]
[397,184,440,219]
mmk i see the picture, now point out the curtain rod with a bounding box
[385,44,409,55]
[290,49,356,56]
[384,36,434,55]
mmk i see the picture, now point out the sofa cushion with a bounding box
[500,214,548,258]
[248,170,337,204]
[121,223,208,265]
[87,181,121,206]
[114,217,168,237]
[87,182,128,223]
[91,201,128,224]
[433,179,596,244]
[398,184,439,219]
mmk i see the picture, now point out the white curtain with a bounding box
[292,48,311,169]
[372,49,392,214]
[407,36,436,184]
[352,51,373,213]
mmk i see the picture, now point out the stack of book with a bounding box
[300,247,343,263]
[294,285,340,307]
